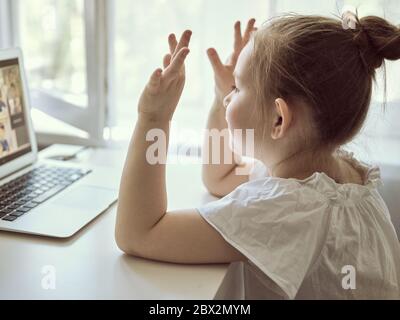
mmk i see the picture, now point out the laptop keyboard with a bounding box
[0,166,92,222]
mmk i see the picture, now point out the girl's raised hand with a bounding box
[138,30,192,122]
[207,19,257,104]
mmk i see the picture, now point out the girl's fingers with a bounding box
[228,52,239,67]
[163,54,172,69]
[233,21,243,53]
[164,48,190,78]
[243,18,256,43]
[207,48,224,72]
[168,34,178,55]
[173,30,192,57]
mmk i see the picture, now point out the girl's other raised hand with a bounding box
[207,19,257,104]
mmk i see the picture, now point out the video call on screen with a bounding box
[0,58,31,163]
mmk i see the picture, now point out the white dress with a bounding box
[197,149,400,299]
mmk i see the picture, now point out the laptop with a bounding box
[0,48,119,238]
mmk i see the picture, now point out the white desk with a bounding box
[0,144,229,300]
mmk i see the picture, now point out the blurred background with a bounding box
[0,0,399,164]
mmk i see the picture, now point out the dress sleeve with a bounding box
[197,179,330,299]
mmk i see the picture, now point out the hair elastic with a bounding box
[341,5,358,30]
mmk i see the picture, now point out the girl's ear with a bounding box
[271,98,292,140]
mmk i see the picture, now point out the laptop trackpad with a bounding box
[52,186,117,210]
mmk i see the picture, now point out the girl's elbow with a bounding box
[114,219,150,257]
[202,172,225,197]
[202,175,229,198]
[115,220,140,256]
[115,229,132,255]
[115,231,141,257]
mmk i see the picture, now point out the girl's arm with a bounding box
[115,31,247,263]
[202,19,257,197]
[202,97,254,198]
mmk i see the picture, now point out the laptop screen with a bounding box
[0,58,32,166]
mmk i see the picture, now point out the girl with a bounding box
[115,13,400,299]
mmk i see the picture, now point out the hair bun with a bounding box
[355,16,400,71]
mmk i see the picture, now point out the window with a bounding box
[0,0,110,146]
[19,0,87,105]
[112,0,275,142]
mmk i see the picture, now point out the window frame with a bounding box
[0,0,17,48]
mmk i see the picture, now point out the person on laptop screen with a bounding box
[0,91,6,114]
[0,122,10,157]
[0,62,31,162]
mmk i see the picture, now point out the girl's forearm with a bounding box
[202,98,242,183]
[116,115,170,238]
